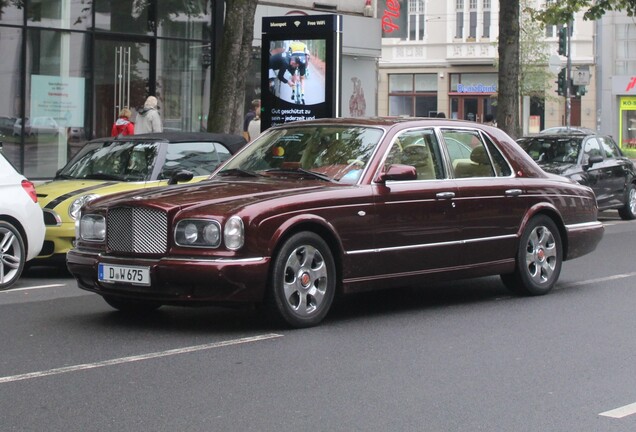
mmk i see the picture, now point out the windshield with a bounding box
[58,140,160,181]
[217,125,384,183]
[518,137,582,164]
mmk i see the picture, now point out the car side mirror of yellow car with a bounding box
[168,170,194,185]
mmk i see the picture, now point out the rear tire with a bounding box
[0,221,26,291]
[501,215,562,296]
[618,183,636,220]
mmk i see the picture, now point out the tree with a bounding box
[207,0,258,135]
[497,0,521,138]
[534,0,636,23]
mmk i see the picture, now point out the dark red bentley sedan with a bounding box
[67,118,604,328]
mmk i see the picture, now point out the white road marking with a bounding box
[600,402,636,418]
[1,284,66,293]
[0,333,283,384]
[562,272,636,288]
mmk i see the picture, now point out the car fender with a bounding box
[264,212,346,264]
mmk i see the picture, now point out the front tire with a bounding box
[0,221,26,291]
[269,232,336,328]
[501,215,562,296]
[618,183,636,220]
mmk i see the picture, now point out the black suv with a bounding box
[518,130,636,220]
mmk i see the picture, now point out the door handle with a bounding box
[505,189,522,197]
[436,191,456,199]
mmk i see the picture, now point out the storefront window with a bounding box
[620,97,636,149]
[0,27,22,167]
[389,74,437,117]
[0,2,23,25]
[27,0,92,30]
[157,0,212,39]
[94,0,151,35]
[157,39,211,132]
[25,29,88,178]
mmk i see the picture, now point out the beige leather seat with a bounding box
[454,146,494,178]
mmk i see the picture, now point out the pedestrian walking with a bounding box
[134,96,163,134]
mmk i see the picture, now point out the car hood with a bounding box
[87,177,349,216]
[37,179,156,212]
[536,162,577,176]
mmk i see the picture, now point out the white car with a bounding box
[0,150,45,289]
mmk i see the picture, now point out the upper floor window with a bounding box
[456,0,464,38]
[482,0,491,38]
[616,24,636,75]
[469,0,477,38]
[408,0,426,41]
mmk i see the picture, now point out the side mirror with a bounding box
[583,154,603,171]
[376,164,417,183]
[167,169,194,185]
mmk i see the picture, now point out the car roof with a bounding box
[90,132,247,154]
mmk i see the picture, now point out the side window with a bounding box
[599,137,619,159]
[583,138,603,159]
[161,142,220,179]
[384,129,444,180]
[214,142,233,164]
[483,135,512,176]
[442,129,495,178]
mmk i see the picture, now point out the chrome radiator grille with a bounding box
[107,207,168,254]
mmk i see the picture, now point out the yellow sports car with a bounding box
[35,132,246,264]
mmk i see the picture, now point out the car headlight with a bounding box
[175,219,221,247]
[69,194,100,220]
[79,214,105,241]
[224,216,244,250]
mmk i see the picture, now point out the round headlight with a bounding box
[183,223,198,244]
[224,216,244,250]
[203,224,220,245]
[69,194,100,220]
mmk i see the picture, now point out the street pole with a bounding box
[565,21,572,128]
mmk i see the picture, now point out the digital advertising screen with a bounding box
[261,14,342,130]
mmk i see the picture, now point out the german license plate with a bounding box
[98,264,150,286]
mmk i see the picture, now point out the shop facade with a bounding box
[0,1,220,179]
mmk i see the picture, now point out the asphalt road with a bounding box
[2,211,636,431]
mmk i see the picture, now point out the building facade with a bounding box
[1,0,223,179]
[376,0,596,135]
[1,0,378,179]
[596,11,636,148]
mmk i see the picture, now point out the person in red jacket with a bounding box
[111,108,134,136]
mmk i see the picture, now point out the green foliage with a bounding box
[531,0,636,24]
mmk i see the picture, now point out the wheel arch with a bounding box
[520,205,568,261]
[266,218,345,295]
[0,215,28,253]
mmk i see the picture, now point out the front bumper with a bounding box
[36,221,74,260]
[67,249,271,305]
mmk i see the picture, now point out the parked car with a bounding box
[517,131,636,219]
[0,148,45,289]
[67,118,604,328]
[36,132,246,264]
[539,126,598,135]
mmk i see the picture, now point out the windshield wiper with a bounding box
[55,173,76,180]
[216,168,260,178]
[264,168,335,182]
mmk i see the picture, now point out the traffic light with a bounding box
[557,27,568,56]
[556,68,567,96]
